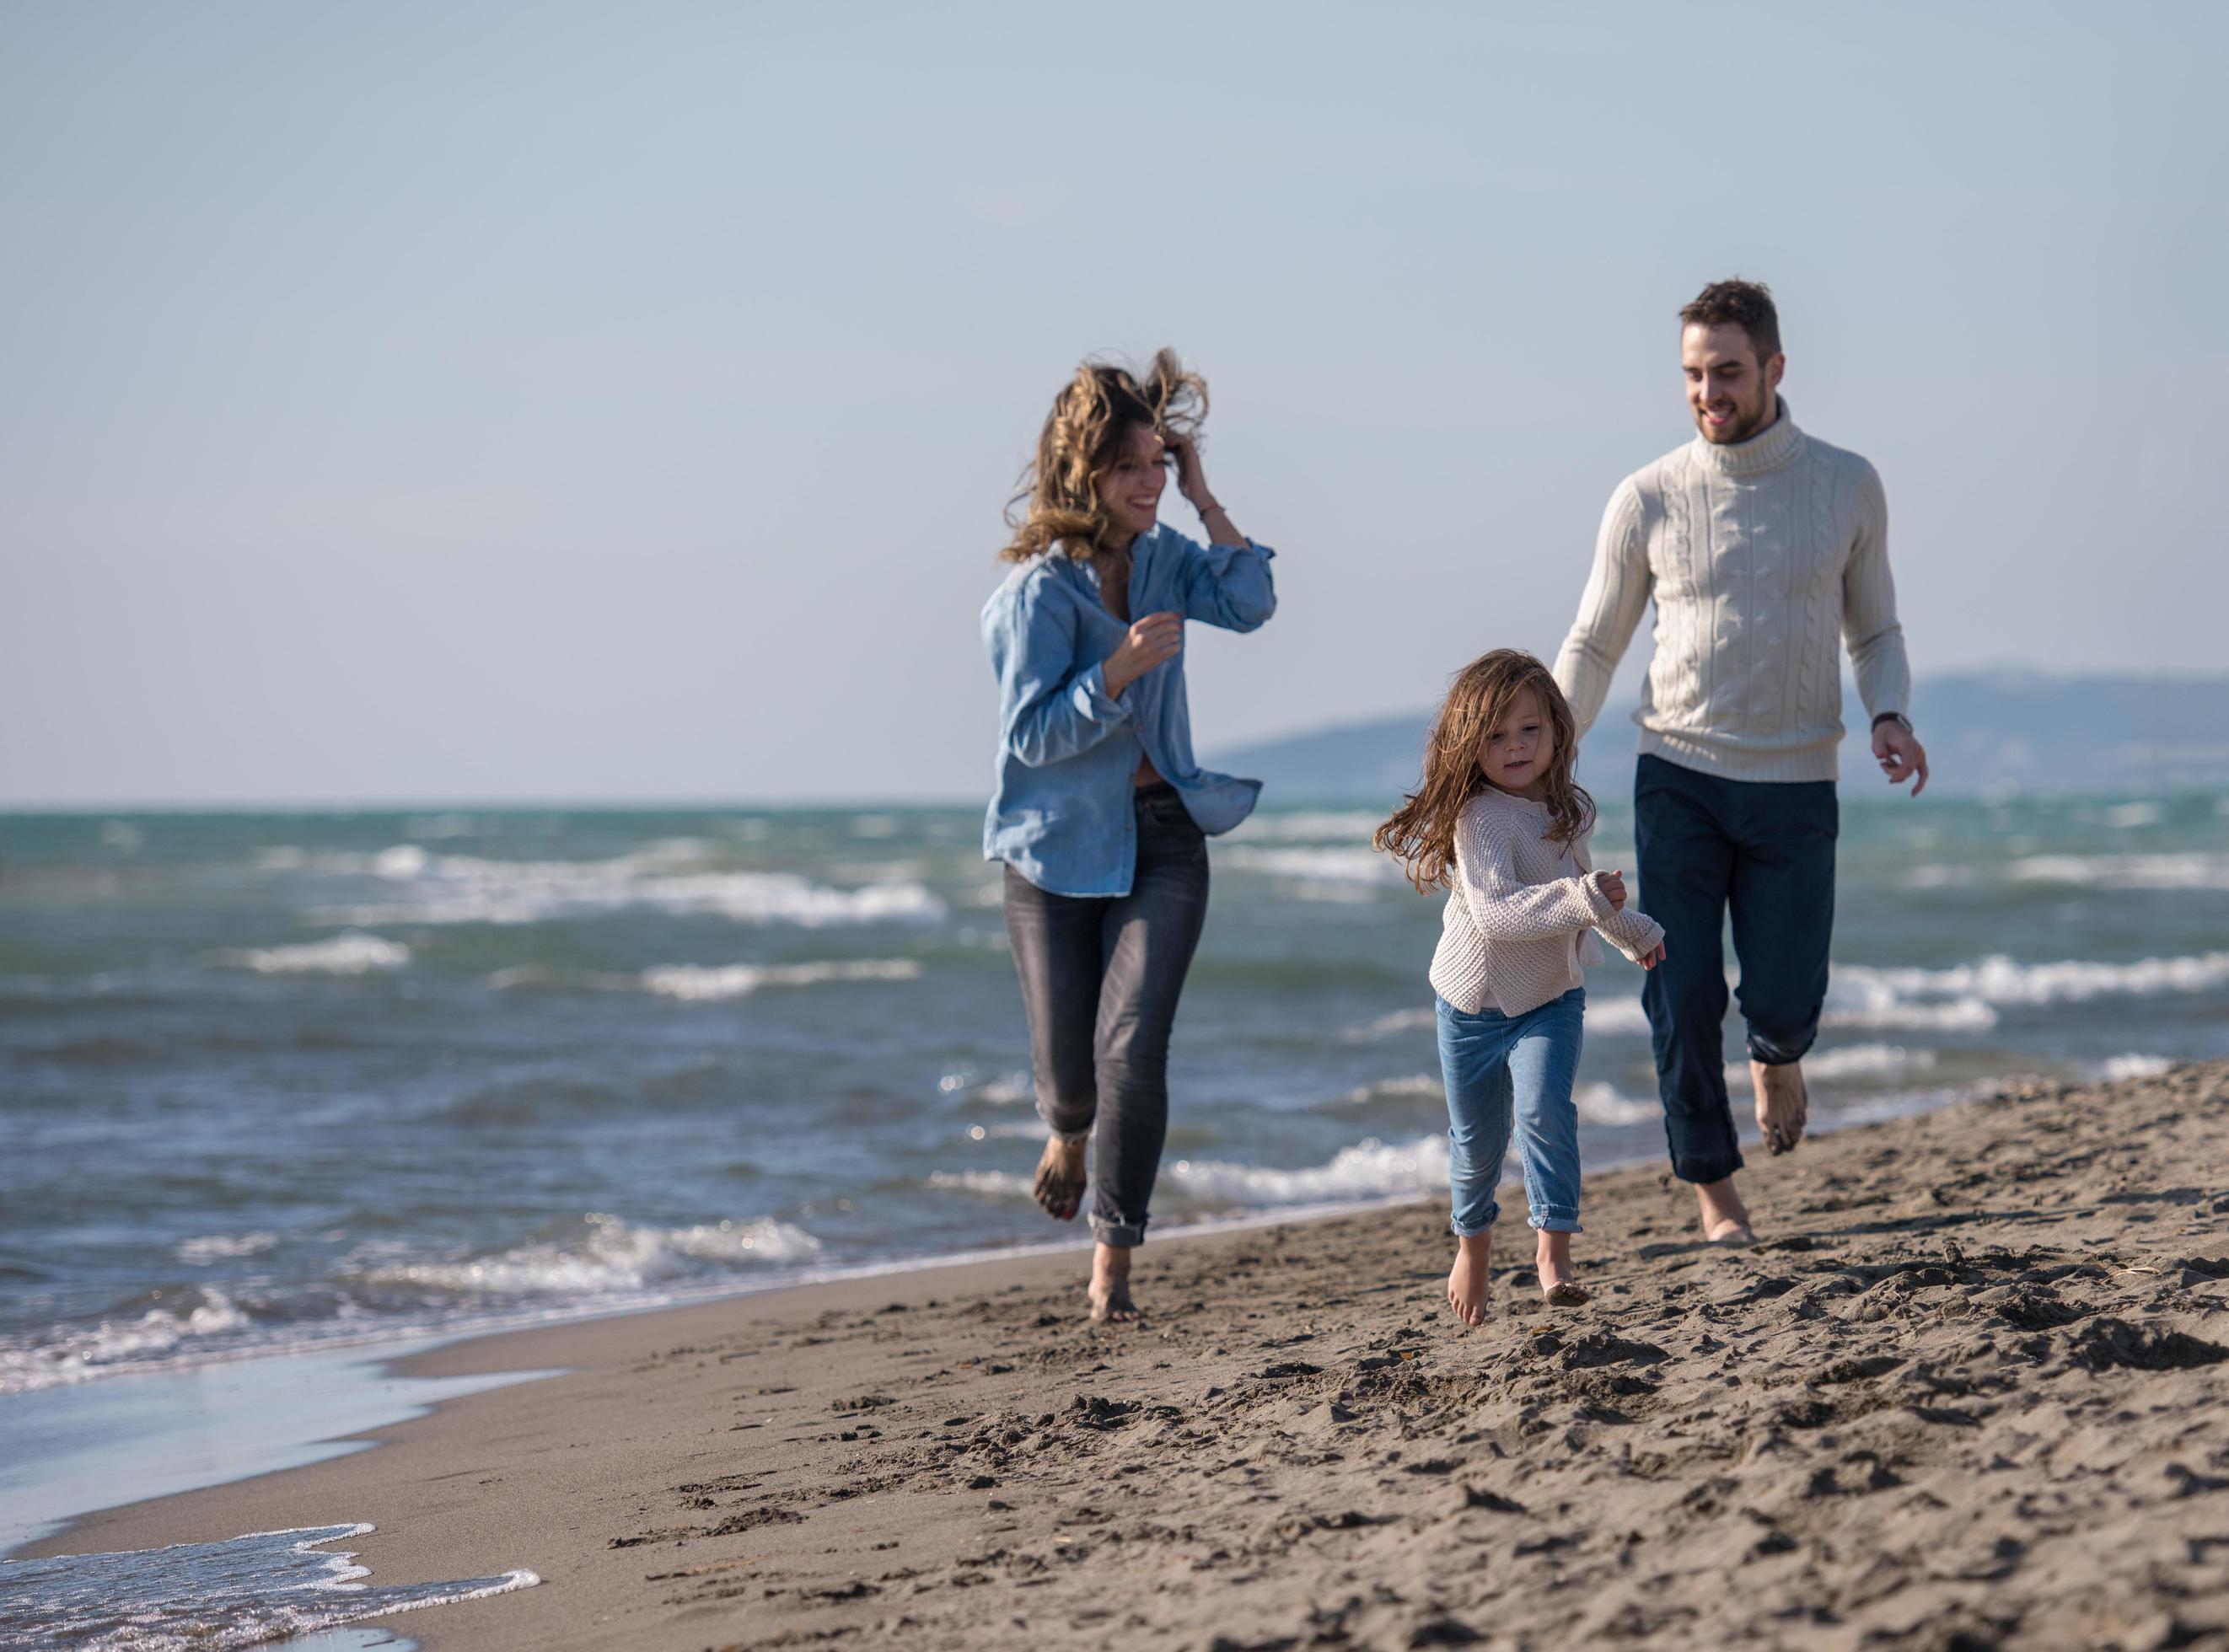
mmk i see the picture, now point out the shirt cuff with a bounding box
[1072,660,1131,722]
[1201,537,1276,563]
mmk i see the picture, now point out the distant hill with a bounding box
[1211,673,2229,802]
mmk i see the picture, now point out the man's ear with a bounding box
[1765,352,1787,391]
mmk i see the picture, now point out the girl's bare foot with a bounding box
[1447,1232,1492,1326]
[1088,1242,1137,1322]
[1535,1230,1588,1306]
[1033,1135,1087,1222]
[1695,1176,1754,1246]
[1750,1058,1808,1155]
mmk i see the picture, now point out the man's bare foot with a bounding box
[1750,1058,1808,1156]
[1696,1177,1754,1246]
[1088,1242,1137,1322]
[1535,1230,1588,1306]
[1447,1232,1492,1326]
[1033,1135,1086,1222]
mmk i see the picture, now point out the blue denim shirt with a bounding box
[981,525,1278,897]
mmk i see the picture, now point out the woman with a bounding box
[981,350,1278,1322]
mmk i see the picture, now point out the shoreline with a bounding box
[17,1062,2229,1649]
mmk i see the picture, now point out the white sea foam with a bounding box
[2006,853,2229,891]
[225,933,410,975]
[1221,847,1399,885]
[360,1215,822,1297]
[1340,1006,1438,1042]
[0,1524,537,1652]
[1723,1044,1936,1086]
[636,958,923,1002]
[2103,802,2165,829]
[2095,1053,2174,1082]
[0,1290,251,1395]
[1330,1073,1444,1107]
[176,1232,282,1264]
[1574,1082,1662,1126]
[937,1070,1035,1105]
[1164,1135,1451,1204]
[1585,995,1653,1036]
[1231,811,1386,842]
[325,843,945,928]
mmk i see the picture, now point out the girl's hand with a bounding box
[1167,435,1211,511]
[1595,869,1629,911]
[1104,612,1183,698]
[1636,941,1666,972]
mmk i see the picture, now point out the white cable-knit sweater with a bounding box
[1429,789,1666,1017]
[1553,402,1910,784]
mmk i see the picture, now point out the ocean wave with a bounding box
[300,839,946,929]
[1230,811,1387,843]
[636,958,923,1002]
[2094,1053,2173,1082]
[223,933,411,975]
[176,1232,282,1264]
[1220,847,1399,886]
[1163,1135,1450,1204]
[1340,1006,1437,1042]
[1723,1044,1937,1086]
[937,1070,1034,1106]
[2006,853,2229,891]
[1573,1082,1662,1125]
[358,1214,821,1298]
[0,1289,251,1395]
[0,1525,537,1652]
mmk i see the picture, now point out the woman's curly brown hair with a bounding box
[1001,349,1206,563]
[1374,651,1596,893]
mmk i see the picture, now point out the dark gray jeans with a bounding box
[1002,783,1210,1247]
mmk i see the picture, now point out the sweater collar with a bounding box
[1691,398,1805,476]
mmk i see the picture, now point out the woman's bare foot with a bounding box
[1750,1058,1808,1156]
[1446,1232,1492,1326]
[1695,1176,1754,1246]
[1536,1230,1588,1306]
[1088,1242,1137,1322]
[1033,1135,1087,1222]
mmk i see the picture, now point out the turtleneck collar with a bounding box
[1692,397,1805,476]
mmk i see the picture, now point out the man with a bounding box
[1553,278,1928,1245]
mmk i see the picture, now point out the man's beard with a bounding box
[1696,392,1777,445]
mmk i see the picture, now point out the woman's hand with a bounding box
[1166,435,1212,512]
[1103,612,1183,698]
[1594,869,1629,912]
[1167,436,1247,547]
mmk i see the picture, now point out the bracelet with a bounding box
[1872,711,1914,734]
[1194,496,1227,518]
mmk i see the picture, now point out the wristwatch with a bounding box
[1872,711,1914,735]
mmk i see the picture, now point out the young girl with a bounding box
[1375,651,1666,1322]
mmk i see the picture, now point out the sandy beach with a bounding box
[24,1060,2229,1650]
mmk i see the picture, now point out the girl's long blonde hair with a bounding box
[1374,651,1595,893]
[1001,349,1206,563]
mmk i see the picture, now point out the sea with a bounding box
[2,793,2226,1496]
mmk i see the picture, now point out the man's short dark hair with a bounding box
[1680,279,1781,362]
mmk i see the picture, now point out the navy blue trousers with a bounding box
[1633,754,1837,1185]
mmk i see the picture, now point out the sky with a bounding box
[3,3,2224,807]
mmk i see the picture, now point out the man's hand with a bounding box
[1636,941,1666,972]
[1103,612,1183,698]
[1595,869,1629,911]
[1872,717,1930,796]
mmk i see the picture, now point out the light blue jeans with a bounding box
[1436,988,1586,1237]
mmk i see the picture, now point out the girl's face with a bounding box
[1097,422,1168,540]
[1479,686,1555,801]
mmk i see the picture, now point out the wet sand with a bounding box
[25,1062,2229,1650]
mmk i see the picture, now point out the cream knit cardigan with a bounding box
[1429,788,1666,1016]
[1553,402,1910,784]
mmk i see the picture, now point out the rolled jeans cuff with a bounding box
[1746,1027,1818,1066]
[1528,1208,1582,1234]
[1449,1200,1501,1239]
[1035,1101,1091,1145]
[1671,1146,1744,1186]
[1090,1215,1147,1247]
